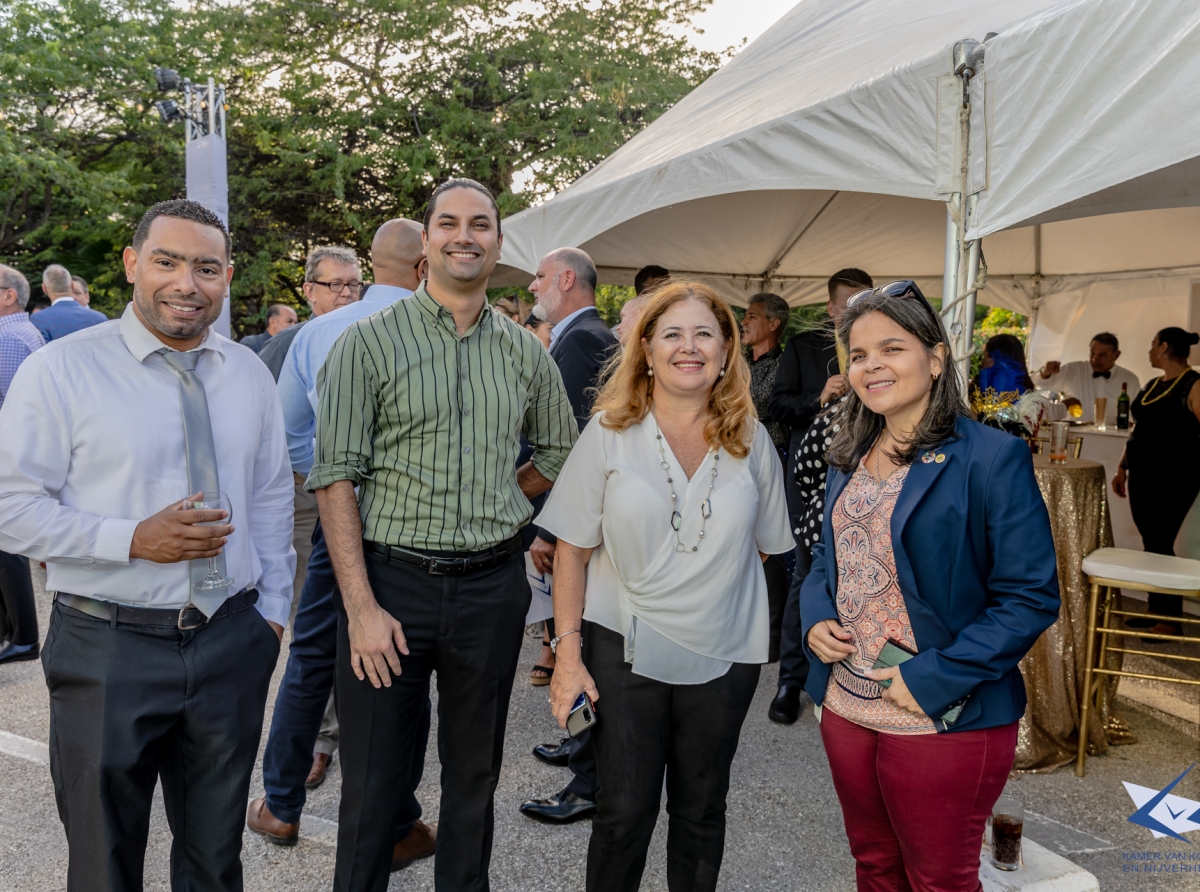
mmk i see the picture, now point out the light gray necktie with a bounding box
[159,349,229,615]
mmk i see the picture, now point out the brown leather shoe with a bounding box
[246,797,299,846]
[391,820,437,871]
[305,752,332,790]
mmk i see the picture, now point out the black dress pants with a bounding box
[1130,469,1200,618]
[0,549,38,645]
[334,549,530,892]
[41,599,280,892]
[585,624,760,892]
[777,539,812,688]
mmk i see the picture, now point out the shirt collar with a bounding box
[119,303,225,363]
[0,312,34,329]
[412,282,491,337]
[51,296,79,306]
[363,283,413,305]
[549,306,594,348]
[747,344,782,364]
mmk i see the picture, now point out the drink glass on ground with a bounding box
[990,794,1024,871]
[1048,422,1069,463]
[1094,397,1108,430]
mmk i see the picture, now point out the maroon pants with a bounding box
[820,708,1017,892]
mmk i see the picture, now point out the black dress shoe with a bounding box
[532,737,572,767]
[519,787,596,824]
[768,683,802,725]
[0,640,39,665]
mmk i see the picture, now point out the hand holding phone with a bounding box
[566,692,597,737]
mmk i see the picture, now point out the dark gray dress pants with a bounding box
[41,598,280,892]
[333,549,530,892]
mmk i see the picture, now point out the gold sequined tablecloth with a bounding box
[1015,455,1135,772]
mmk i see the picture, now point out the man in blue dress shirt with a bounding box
[31,264,107,342]
[0,265,45,664]
[247,218,438,870]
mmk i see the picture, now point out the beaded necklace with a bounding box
[654,419,718,553]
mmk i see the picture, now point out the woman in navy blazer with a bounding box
[800,282,1059,891]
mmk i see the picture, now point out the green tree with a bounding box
[1,0,720,332]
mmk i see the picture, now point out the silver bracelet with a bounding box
[549,629,580,654]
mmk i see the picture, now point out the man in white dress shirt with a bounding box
[1038,331,1140,425]
[0,199,295,892]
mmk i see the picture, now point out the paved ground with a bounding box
[1,563,1199,891]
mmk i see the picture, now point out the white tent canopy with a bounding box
[495,0,1200,329]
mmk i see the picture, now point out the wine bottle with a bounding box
[1116,382,1130,429]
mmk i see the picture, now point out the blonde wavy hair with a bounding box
[592,281,756,458]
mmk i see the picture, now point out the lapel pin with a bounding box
[921,453,935,464]
[935,453,946,464]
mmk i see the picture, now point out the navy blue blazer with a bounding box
[31,300,107,343]
[800,417,1060,733]
[549,307,618,430]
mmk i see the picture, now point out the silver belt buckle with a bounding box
[177,604,208,631]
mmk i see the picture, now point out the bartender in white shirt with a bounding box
[1037,331,1140,425]
[0,200,294,889]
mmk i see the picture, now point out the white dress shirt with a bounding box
[277,284,413,474]
[538,414,794,684]
[1040,361,1140,425]
[0,305,296,626]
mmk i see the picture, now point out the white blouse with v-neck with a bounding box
[538,412,794,684]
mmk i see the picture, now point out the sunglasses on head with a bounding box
[846,279,927,308]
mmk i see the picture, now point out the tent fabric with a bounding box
[970,0,1200,237]
[496,0,1200,315]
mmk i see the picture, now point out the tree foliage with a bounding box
[1,0,719,329]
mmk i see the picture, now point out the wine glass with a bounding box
[186,491,234,591]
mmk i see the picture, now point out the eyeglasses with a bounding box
[846,279,927,308]
[310,280,364,294]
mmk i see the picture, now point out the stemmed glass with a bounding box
[186,491,234,591]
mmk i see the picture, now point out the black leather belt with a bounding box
[55,589,259,631]
[365,535,522,576]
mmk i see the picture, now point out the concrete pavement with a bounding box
[1,562,1197,890]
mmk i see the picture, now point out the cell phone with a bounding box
[566,692,597,738]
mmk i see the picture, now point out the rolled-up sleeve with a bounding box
[522,349,578,482]
[0,353,137,565]
[250,377,297,627]
[308,325,377,491]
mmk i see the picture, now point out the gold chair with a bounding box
[1031,434,1084,459]
[1076,547,1200,776]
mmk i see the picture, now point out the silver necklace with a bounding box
[654,419,718,553]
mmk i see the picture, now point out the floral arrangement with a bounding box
[972,388,1056,438]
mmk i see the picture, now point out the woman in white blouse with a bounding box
[538,282,793,892]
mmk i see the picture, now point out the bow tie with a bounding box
[1093,371,1111,379]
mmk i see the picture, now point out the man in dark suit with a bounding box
[240,304,298,354]
[766,267,871,725]
[32,264,107,342]
[519,247,617,825]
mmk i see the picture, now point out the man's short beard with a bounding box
[133,284,219,340]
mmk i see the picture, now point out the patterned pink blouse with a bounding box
[823,460,936,735]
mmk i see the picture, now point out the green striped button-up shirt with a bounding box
[309,284,578,551]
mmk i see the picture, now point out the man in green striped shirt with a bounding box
[310,179,577,891]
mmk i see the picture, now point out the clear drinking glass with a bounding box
[1048,421,1069,463]
[1094,397,1108,430]
[990,794,1024,871]
[186,491,233,591]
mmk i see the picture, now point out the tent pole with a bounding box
[957,235,982,386]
